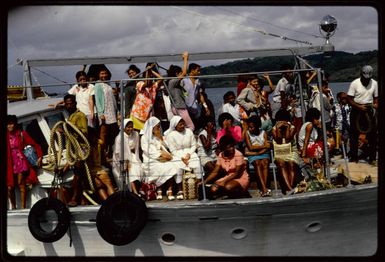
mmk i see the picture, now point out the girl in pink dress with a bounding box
[216,112,242,145]
[200,135,250,199]
[7,115,43,209]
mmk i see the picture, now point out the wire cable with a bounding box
[215,6,322,39]
[172,6,313,46]
[32,67,69,84]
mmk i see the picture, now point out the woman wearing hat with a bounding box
[7,115,43,209]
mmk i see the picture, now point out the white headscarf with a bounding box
[141,116,161,141]
[116,118,134,138]
[164,115,182,136]
[113,118,135,164]
[123,118,133,128]
[121,118,133,134]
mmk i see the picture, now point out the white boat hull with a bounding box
[7,183,377,257]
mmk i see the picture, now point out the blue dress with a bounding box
[246,130,270,163]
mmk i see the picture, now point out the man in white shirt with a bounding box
[271,64,293,120]
[54,71,95,129]
[347,65,378,164]
[67,71,95,128]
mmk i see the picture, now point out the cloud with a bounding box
[7,5,378,85]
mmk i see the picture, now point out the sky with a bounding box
[7,5,379,91]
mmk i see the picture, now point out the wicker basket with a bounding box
[182,171,198,200]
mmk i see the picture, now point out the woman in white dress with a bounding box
[165,116,203,199]
[197,116,218,175]
[112,118,143,196]
[141,116,181,200]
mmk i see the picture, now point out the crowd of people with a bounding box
[7,51,378,208]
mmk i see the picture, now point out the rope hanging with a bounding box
[43,120,95,193]
[355,110,373,134]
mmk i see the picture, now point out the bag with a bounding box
[273,141,292,160]
[158,144,171,163]
[139,182,157,201]
[23,145,39,167]
[182,171,198,200]
[20,131,38,167]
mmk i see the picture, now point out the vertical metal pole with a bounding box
[270,149,281,197]
[23,60,33,101]
[297,72,306,124]
[119,79,130,191]
[198,158,209,202]
[341,141,353,188]
[294,59,307,124]
[316,69,330,180]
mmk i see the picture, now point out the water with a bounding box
[205,82,351,119]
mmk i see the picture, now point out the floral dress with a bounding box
[9,133,29,174]
[130,81,158,130]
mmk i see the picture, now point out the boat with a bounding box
[5,21,378,257]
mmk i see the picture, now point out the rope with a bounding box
[43,120,95,193]
[355,110,373,134]
[44,130,63,172]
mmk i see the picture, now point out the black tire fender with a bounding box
[96,191,147,246]
[28,198,71,243]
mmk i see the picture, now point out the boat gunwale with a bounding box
[6,183,377,216]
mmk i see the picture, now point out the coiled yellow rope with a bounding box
[44,120,95,193]
[355,110,373,134]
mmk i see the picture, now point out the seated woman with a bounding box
[216,112,242,146]
[298,108,324,166]
[200,135,250,199]
[165,116,203,199]
[197,116,219,176]
[112,118,143,196]
[271,109,301,194]
[141,116,181,201]
[243,115,271,197]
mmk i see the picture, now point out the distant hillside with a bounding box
[200,50,378,88]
